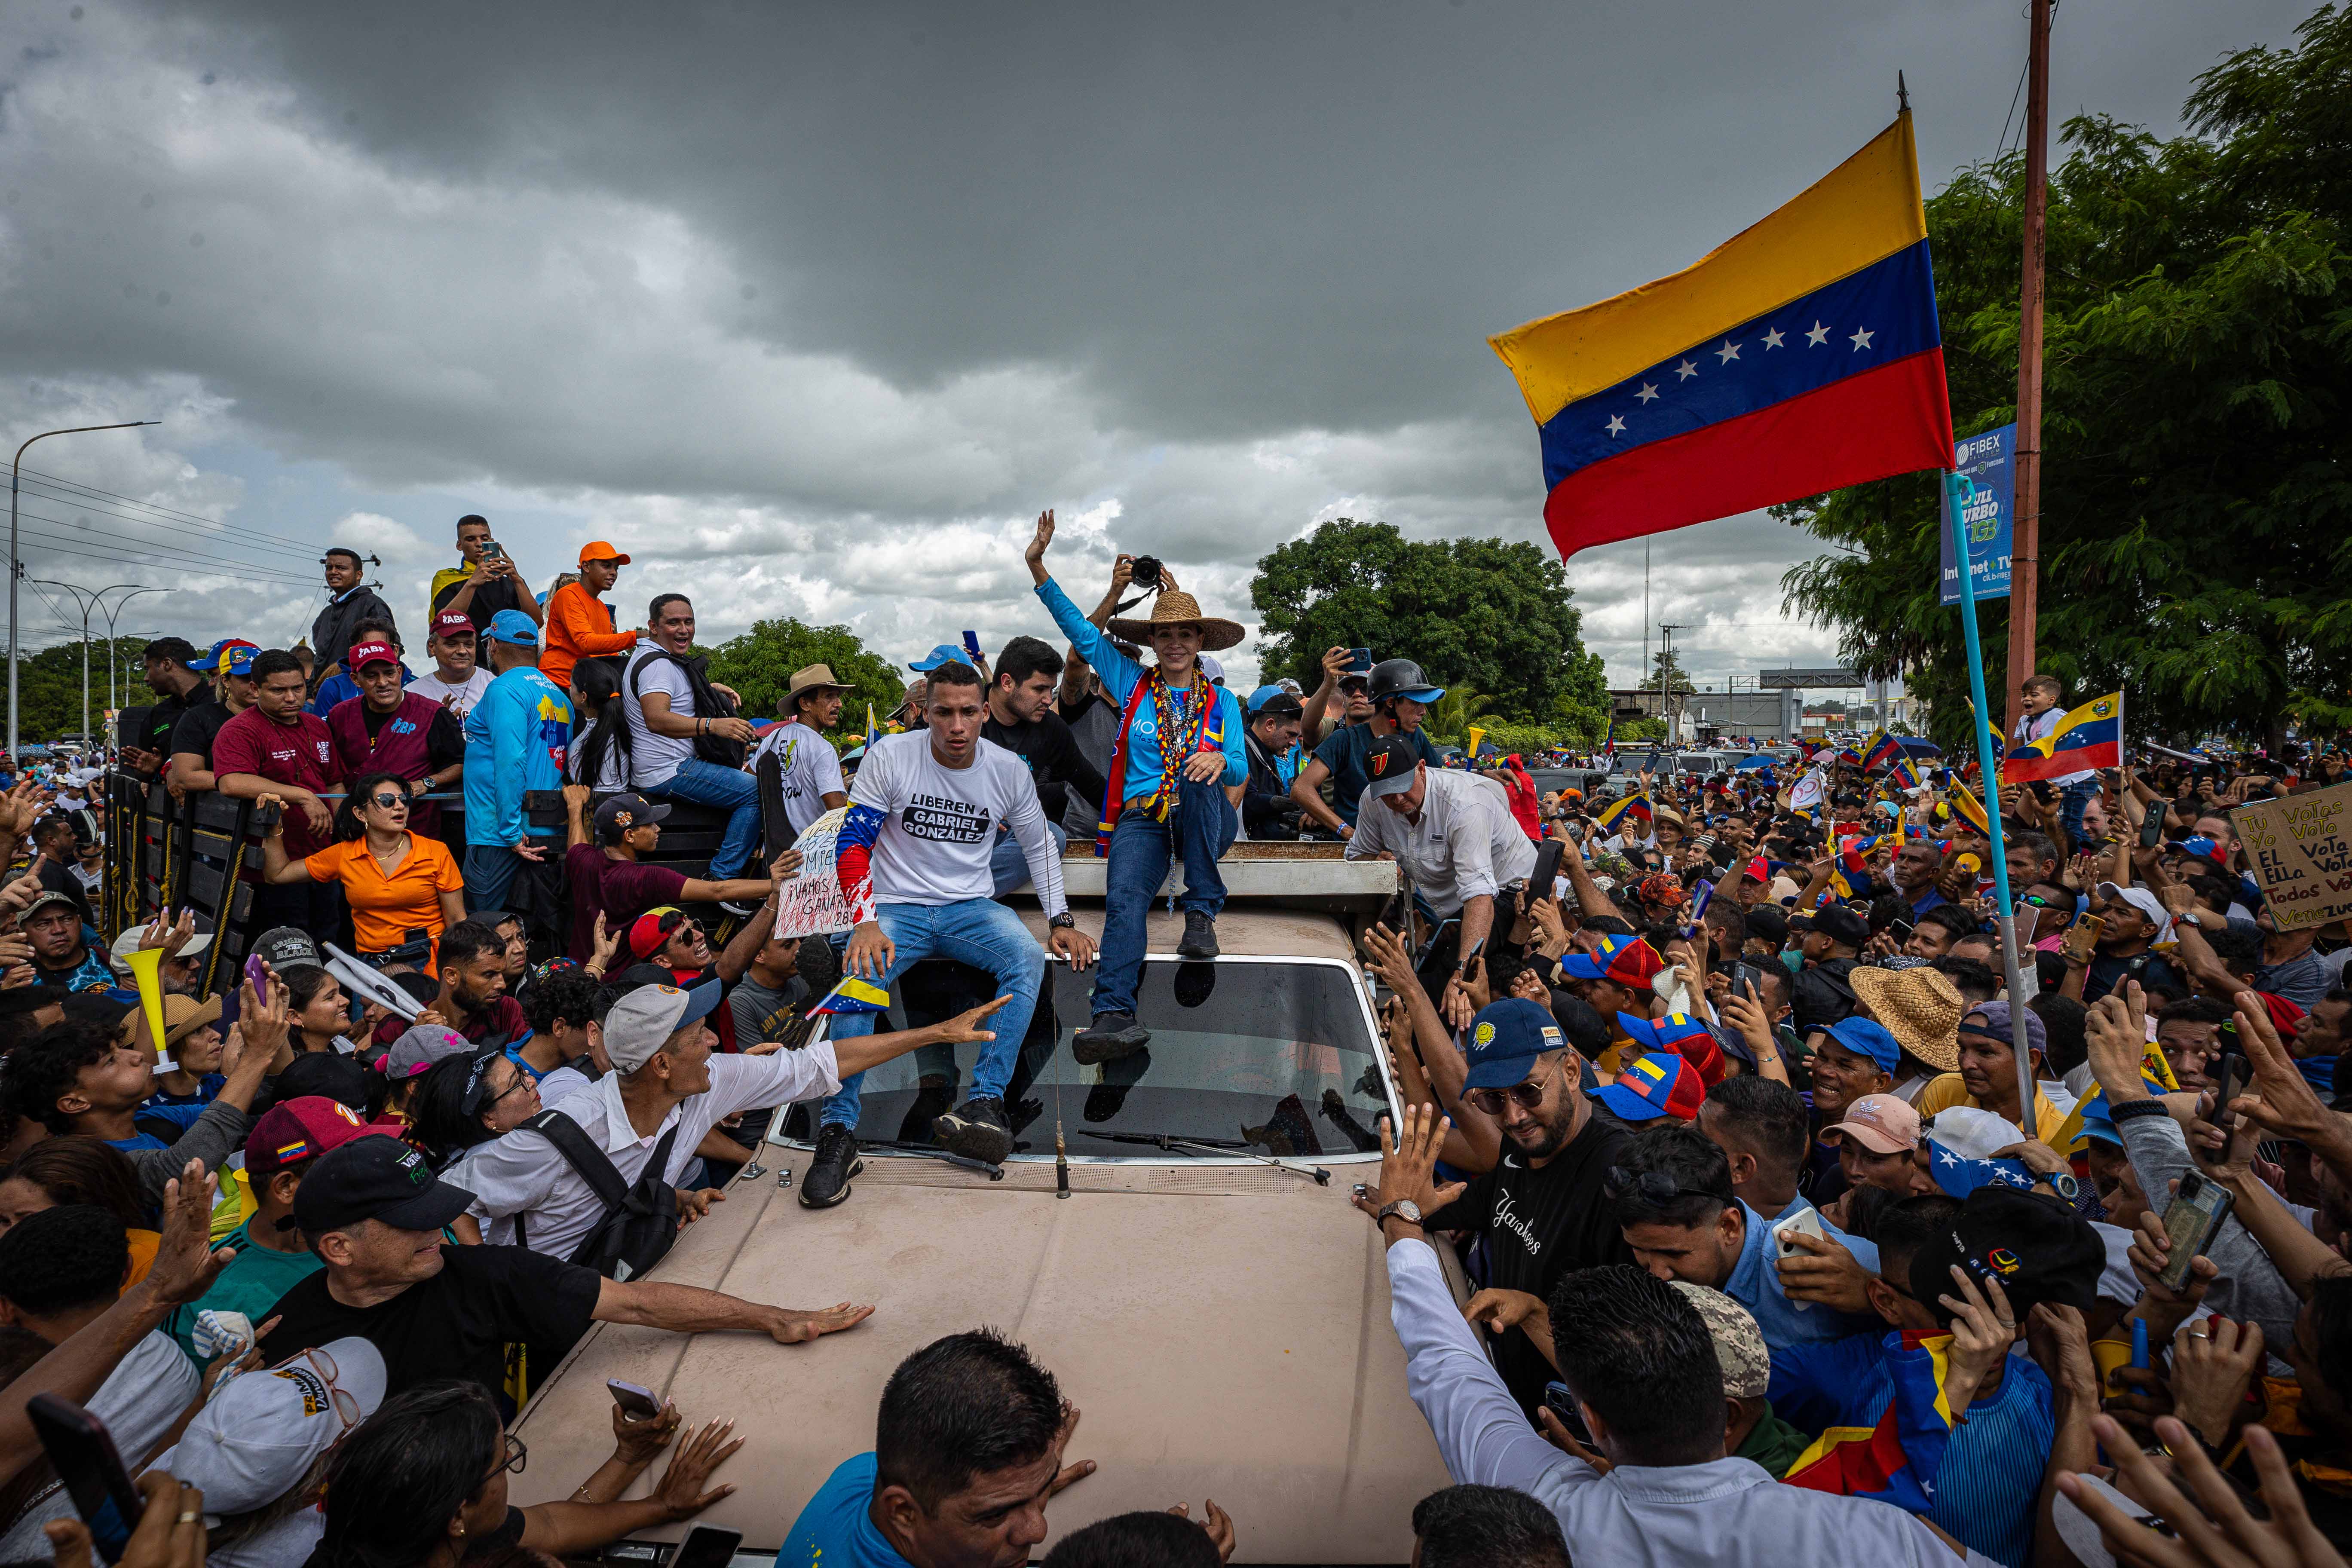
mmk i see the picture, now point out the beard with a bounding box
[1507,1096,1579,1160]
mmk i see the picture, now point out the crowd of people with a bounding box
[0,507,2340,1567]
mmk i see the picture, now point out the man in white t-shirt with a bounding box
[407,609,494,718]
[0,1207,200,1560]
[805,662,1096,1202]
[749,663,850,840]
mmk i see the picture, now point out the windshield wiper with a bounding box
[1067,1129,1331,1185]
[855,1139,1005,1179]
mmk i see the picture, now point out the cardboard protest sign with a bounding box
[2232,782,2352,932]
[773,805,872,940]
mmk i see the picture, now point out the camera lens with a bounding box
[1130,555,1163,590]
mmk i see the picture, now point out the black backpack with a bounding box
[513,1109,683,1281]
[628,649,746,767]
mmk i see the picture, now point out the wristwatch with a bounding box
[1375,1199,1423,1227]
[2039,1171,2079,1201]
[1047,912,1075,930]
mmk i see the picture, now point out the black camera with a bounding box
[1129,555,1164,591]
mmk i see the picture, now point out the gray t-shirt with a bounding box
[1060,692,1121,840]
[622,641,697,787]
[730,974,808,1050]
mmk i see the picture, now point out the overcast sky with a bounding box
[0,0,2314,704]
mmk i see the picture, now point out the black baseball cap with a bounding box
[1907,1185,2103,1318]
[253,926,322,971]
[288,1135,475,1236]
[1359,734,1425,804]
[1794,905,1868,949]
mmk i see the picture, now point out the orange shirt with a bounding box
[542,581,637,693]
[305,834,464,955]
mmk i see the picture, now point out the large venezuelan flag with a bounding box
[1489,114,1954,558]
[2003,692,2124,784]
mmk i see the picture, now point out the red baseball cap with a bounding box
[1593,1052,1707,1123]
[431,610,476,637]
[244,1096,376,1180]
[346,639,397,670]
[628,906,689,960]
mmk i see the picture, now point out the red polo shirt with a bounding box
[213,707,340,858]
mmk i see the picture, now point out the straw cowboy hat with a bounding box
[1107,590,1245,653]
[786,664,848,699]
[1849,964,1965,1072]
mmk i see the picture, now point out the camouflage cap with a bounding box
[1667,1280,1769,1400]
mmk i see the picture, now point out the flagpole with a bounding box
[1947,470,2039,1122]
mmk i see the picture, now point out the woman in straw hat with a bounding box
[1027,508,1246,1057]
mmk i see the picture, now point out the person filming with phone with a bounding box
[432,514,543,637]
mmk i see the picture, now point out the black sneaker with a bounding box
[1072,1011,1152,1064]
[933,1095,1012,1165]
[1177,910,1219,960]
[797,1124,861,1208]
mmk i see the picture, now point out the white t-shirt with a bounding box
[536,1062,596,1107]
[751,720,848,837]
[409,666,492,719]
[849,732,1067,916]
[622,641,697,787]
[0,1333,197,1558]
[205,1510,323,1568]
[567,729,628,792]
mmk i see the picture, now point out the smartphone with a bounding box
[1542,1381,1593,1446]
[28,1394,140,1564]
[2139,809,2167,849]
[2209,1043,2248,1127]
[480,539,505,560]
[2158,1172,2236,1293]
[1346,647,1374,675]
[671,1526,744,1568]
[606,1378,665,1420]
[244,952,270,994]
[1730,962,1762,1002]
[1459,937,1486,977]
[2065,913,2106,960]
[960,630,983,662]
[1888,917,1914,943]
[1775,1205,1827,1258]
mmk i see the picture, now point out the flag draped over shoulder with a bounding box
[1488,113,1954,559]
[1784,1331,1957,1512]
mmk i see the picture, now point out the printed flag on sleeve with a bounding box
[1488,112,1954,559]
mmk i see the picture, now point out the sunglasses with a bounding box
[1465,1054,1563,1117]
[368,791,407,809]
[1602,1166,1721,1206]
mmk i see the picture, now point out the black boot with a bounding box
[1177,909,1219,960]
[1073,1011,1152,1064]
[798,1124,862,1209]
[932,1095,1013,1165]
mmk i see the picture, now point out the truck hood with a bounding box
[510,1146,1457,1563]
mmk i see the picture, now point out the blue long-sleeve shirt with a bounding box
[1768,1330,2052,1568]
[463,666,571,846]
[1036,579,1245,807]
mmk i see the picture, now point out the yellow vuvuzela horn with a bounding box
[124,945,168,1061]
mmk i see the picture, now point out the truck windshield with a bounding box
[805,959,1390,1160]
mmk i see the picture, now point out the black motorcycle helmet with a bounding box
[1366,658,1443,706]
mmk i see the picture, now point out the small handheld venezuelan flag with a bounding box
[1861,729,1903,772]
[808,977,891,1019]
[1592,791,1652,835]
[1883,756,1921,792]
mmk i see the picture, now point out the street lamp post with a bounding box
[31,582,144,749]
[10,422,159,760]
[99,586,175,713]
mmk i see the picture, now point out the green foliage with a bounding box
[701,619,903,729]
[1423,686,1498,747]
[5,637,150,743]
[1477,721,1572,757]
[1646,649,1695,695]
[1617,716,1668,743]
[1780,4,2352,747]
[1250,518,1607,724]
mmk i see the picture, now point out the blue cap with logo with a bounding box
[908,644,968,673]
[1461,998,1568,1090]
[1822,1016,1903,1075]
[1246,684,1302,717]
[483,609,539,646]
[193,638,260,675]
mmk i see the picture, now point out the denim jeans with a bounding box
[2058,778,2101,847]
[816,898,1044,1130]
[1090,776,1235,1018]
[650,758,760,880]
[462,844,522,913]
[989,820,1068,896]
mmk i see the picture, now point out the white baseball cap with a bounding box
[154,1337,386,1517]
[1926,1105,2027,1161]
[2096,881,2175,943]
[603,980,723,1072]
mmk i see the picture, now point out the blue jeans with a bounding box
[816,898,1044,1130]
[462,844,521,913]
[2058,778,2100,847]
[990,821,1068,896]
[650,758,760,880]
[1091,776,1235,1018]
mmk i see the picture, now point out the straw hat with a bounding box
[1849,964,1965,1072]
[1107,590,1245,652]
[786,664,848,699]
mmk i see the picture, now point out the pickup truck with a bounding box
[507,845,1462,1566]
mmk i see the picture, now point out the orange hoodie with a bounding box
[542,581,637,692]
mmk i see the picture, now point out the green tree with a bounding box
[1646,649,1695,696]
[702,619,903,733]
[1780,5,2352,749]
[5,636,150,745]
[1250,519,1607,723]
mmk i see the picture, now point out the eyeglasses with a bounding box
[285,1347,363,1427]
[1602,1166,1723,1207]
[1465,1054,1563,1117]
[368,792,406,809]
[490,1434,527,1478]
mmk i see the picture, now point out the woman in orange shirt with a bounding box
[257,773,466,964]
[540,541,640,693]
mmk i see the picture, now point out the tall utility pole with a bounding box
[9,421,158,759]
[99,586,174,712]
[1659,623,1688,743]
[2004,0,2052,736]
[33,582,144,746]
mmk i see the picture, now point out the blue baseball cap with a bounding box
[1461,999,1568,1090]
[193,638,260,674]
[1246,684,1302,716]
[483,609,539,647]
[1821,1016,1903,1075]
[908,644,968,673]
[2075,1094,2123,1149]
[1555,935,1632,980]
[1923,1139,2037,1198]
[1592,1051,1706,1122]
